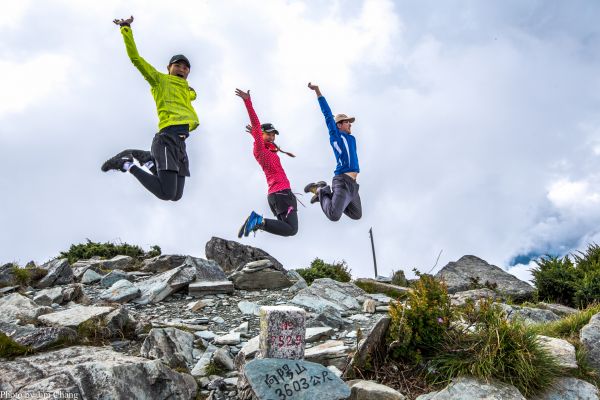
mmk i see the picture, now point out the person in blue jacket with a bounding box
[304,82,362,221]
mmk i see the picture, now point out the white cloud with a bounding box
[0,54,71,118]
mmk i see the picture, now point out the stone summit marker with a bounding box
[244,358,350,400]
[259,306,306,359]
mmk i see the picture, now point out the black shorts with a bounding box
[267,189,298,218]
[151,124,190,177]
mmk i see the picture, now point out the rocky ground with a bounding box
[0,238,599,400]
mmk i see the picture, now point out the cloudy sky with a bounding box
[1,0,600,282]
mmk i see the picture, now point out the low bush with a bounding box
[430,298,561,397]
[532,243,600,308]
[387,272,452,363]
[295,258,351,285]
[391,269,408,287]
[58,239,161,264]
[0,332,31,358]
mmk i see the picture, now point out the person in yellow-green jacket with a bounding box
[101,15,199,201]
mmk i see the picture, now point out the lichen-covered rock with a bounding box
[140,327,195,370]
[205,236,284,274]
[100,279,141,303]
[292,278,367,313]
[0,321,77,351]
[229,260,292,290]
[537,335,577,369]
[0,346,197,399]
[531,377,599,400]
[0,293,53,323]
[348,380,406,400]
[134,264,197,304]
[435,255,534,300]
[141,254,187,273]
[418,376,525,399]
[36,258,73,289]
[581,312,600,373]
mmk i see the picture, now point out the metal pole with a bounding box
[369,227,378,278]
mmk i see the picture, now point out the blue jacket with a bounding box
[318,96,360,175]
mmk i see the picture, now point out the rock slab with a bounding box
[206,236,284,274]
[0,346,197,399]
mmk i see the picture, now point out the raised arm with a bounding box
[308,82,337,136]
[114,16,160,86]
[235,88,263,145]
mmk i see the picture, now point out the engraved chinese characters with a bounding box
[244,359,351,400]
[259,306,306,359]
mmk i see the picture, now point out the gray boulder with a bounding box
[141,254,187,273]
[0,346,197,399]
[134,263,197,304]
[450,288,498,307]
[100,279,141,303]
[205,236,284,274]
[0,263,16,286]
[0,293,52,323]
[229,260,292,290]
[531,377,599,400]
[348,316,391,373]
[140,327,195,370]
[417,376,525,399]
[81,269,103,284]
[348,380,406,400]
[581,312,600,373]
[537,335,577,369]
[38,305,115,329]
[435,255,534,300]
[101,269,130,288]
[307,306,346,330]
[498,304,560,325]
[292,278,367,312]
[304,340,351,370]
[36,258,73,289]
[0,321,76,351]
[33,284,87,306]
[101,255,135,270]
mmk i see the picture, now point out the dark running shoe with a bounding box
[244,211,263,237]
[129,149,153,165]
[238,211,263,238]
[101,151,133,172]
[304,181,327,194]
[310,194,320,204]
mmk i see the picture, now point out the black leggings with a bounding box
[263,210,298,237]
[130,166,185,201]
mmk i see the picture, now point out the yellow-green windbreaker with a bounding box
[120,26,199,132]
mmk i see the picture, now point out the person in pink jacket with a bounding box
[235,89,298,238]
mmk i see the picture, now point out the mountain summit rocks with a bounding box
[436,255,535,300]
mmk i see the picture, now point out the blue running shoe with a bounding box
[244,211,263,237]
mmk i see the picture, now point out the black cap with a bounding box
[261,123,279,135]
[169,54,190,69]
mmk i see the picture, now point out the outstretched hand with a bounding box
[307,82,322,97]
[235,88,250,100]
[113,16,134,26]
[245,124,252,134]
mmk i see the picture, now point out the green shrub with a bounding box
[533,243,600,308]
[387,273,452,363]
[58,239,161,264]
[296,258,351,285]
[391,269,408,287]
[9,264,48,287]
[0,332,31,358]
[430,298,561,397]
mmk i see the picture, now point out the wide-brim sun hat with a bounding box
[334,113,355,123]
